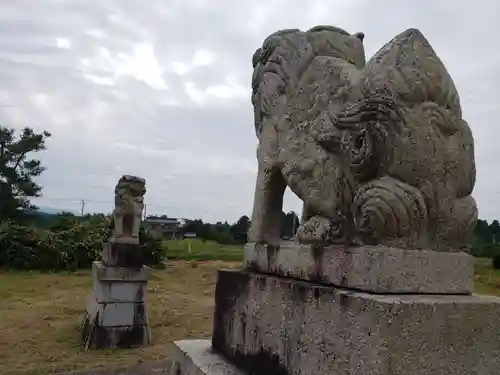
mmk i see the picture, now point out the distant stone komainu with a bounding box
[112,175,146,242]
[248,26,477,251]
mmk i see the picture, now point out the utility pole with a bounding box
[80,199,85,216]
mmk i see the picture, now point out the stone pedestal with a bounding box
[171,242,500,375]
[80,241,152,350]
[102,241,145,268]
[244,242,474,294]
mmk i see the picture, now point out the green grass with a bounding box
[473,257,500,295]
[163,238,243,261]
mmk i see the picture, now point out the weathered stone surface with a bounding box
[112,175,146,244]
[92,279,147,303]
[212,269,500,375]
[244,242,473,294]
[93,261,151,281]
[248,26,477,251]
[170,340,244,375]
[82,262,152,350]
[102,242,146,267]
[248,26,365,248]
[81,311,151,350]
[81,297,151,350]
[85,298,148,327]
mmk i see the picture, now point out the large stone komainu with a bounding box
[170,26,500,375]
[248,27,477,251]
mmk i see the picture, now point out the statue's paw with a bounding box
[296,215,347,245]
[296,216,327,244]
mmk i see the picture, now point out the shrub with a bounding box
[140,226,167,267]
[0,221,40,269]
[492,253,500,270]
[0,214,166,271]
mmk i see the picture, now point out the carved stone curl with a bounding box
[352,176,428,248]
[248,26,477,251]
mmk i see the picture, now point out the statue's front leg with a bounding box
[247,163,286,247]
[132,214,141,239]
[300,202,312,225]
[279,140,355,245]
[113,211,123,237]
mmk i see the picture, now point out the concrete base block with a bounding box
[244,242,474,294]
[102,242,146,267]
[93,280,147,303]
[170,340,244,375]
[93,261,151,281]
[81,311,151,350]
[85,298,148,326]
[212,269,500,375]
[92,262,147,303]
[80,261,152,350]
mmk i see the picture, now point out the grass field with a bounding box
[0,250,499,375]
[473,257,500,295]
[163,238,243,261]
[0,261,240,375]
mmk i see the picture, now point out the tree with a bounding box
[469,219,500,257]
[230,215,250,243]
[0,126,51,220]
[280,211,299,238]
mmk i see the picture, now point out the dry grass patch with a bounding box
[0,261,240,375]
[1,257,500,375]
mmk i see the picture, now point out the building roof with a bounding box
[144,217,179,224]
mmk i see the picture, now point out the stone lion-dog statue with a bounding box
[112,175,146,243]
[248,26,476,252]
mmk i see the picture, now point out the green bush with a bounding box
[492,253,500,270]
[470,243,500,258]
[140,226,166,267]
[0,221,40,269]
[0,214,166,271]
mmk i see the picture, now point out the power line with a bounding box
[30,195,262,221]
[33,195,255,213]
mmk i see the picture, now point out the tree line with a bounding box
[469,219,500,257]
[178,211,299,245]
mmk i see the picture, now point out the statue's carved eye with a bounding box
[348,59,355,65]
[354,134,365,149]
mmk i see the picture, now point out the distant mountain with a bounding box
[36,206,79,215]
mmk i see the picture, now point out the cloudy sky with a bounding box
[0,0,498,223]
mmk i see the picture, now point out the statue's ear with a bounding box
[354,32,365,42]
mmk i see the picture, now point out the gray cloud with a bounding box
[0,0,498,222]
